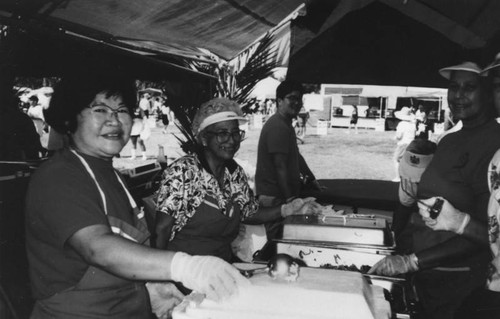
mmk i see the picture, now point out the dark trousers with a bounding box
[454,288,500,319]
[258,195,285,241]
[414,268,487,319]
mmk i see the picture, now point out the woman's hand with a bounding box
[281,197,322,217]
[170,252,250,301]
[146,282,185,319]
[417,197,470,234]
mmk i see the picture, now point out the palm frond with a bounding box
[174,32,280,154]
[173,110,197,154]
[232,33,279,104]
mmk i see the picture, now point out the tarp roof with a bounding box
[2,0,500,88]
[0,0,304,61]
[287,0,500,87]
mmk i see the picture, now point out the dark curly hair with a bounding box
[275,80,304,100]
[45,71,137,135]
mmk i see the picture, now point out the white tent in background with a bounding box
[249,76,281,100]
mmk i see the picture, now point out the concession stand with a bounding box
[250,180,419,318]
[3,0,500,318]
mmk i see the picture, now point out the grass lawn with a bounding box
[116,119,398,181]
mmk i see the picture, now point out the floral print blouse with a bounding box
[154,153,259,240]
[487,149,500,291]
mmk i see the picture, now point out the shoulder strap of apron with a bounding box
[70,150,148,243]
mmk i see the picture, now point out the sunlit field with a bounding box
[117,118,397,181]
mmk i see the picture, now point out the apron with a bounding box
[31,150,151,319]
[169,194,241,263]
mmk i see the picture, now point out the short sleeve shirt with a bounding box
[154,153,259,239]
[414,120,500,268]
[487,149,500,291]
[255,113,301,198]
[25,149,136,299]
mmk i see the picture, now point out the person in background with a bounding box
[370,61,500,319]
[26,95,46,141]
[392,106,416,181]
[154,98,321,263]
[161,101,172,134]
[0,87,42,160]
[129,105,148,160]
[415,54,500,319]
[255,80,324,240]
[295,105,309,143]
[268,99,276,115]
[415,104,430,139]
[266,99,273,115]
[415,104,426,122]
[152,97,162,120]
[138,93,151,118]
[27,95,43,121]
[26,71,247,318]
[258,100,265,114]
[348,104,359,134]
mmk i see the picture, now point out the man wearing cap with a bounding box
[370,61,500,319]
[412,55,500,318]
[255,80,323,240]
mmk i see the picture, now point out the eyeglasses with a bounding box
[206,130,245,143]
[284,95,302,103]
[87,104,131,120]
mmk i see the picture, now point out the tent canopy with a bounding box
[0,0,304,69]
[287,0,500,87]
[1,0,500,88]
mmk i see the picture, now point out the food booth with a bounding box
[2,0,500,318]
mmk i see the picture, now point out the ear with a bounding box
[64,119,76,134]
[199,133,208,147]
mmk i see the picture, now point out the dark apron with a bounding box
[30,150,152,319]
[168,194,241,263]
[31,265,151,319]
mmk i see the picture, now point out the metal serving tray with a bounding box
[282,215,394,246]
[275,239,394,269]
[252,241,418,319]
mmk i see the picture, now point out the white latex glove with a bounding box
[281,197,322,218]
[146,282,185,319]
[368,254,419,276]
[170,252,250,301]
[417,197,470,234]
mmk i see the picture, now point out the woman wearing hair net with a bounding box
[154,98,320,268]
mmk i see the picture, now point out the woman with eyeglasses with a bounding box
[25,72,248,318]
[154,98,320,265]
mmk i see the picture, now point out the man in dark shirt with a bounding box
[255,80,322,240]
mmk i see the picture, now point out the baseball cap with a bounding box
[439,61,482,80]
